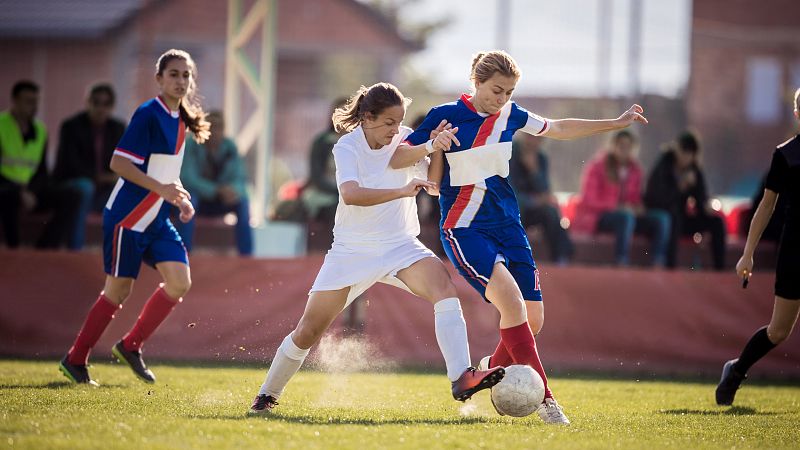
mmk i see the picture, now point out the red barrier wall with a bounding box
[2,250,799,378]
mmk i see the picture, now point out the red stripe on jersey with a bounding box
[114,148,145,163]
[472,112,500,148]
[174,118,185,154]
[119,192,161,229]
[443,185,474,229]
[460,94,477,113]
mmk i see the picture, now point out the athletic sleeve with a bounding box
[404,108,442,146]
[113,106,152,165]
[333,143,359,187]
[765,150,789,194]
[514,103,549,136]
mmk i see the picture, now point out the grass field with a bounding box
[2,359,799,449]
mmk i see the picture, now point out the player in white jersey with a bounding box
[249,83,504,414]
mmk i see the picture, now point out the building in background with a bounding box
[0,0,416,216]
[687,0,800,196]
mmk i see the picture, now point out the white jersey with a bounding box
[331,125,428,245]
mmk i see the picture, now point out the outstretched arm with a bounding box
[737,189,778,279]
[543,104,648,140]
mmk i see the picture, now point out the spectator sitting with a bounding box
[50,83,125,250]
[176,110,253,256]
[572,130,670,266]
[510,133,573,264]
[644,132,726,270]
[0,80,64,249]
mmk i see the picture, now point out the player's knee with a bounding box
[767,324,792,344]
[293,321,324,348]
[167,277,192,298]
[105,287,131,304]
[430,279,459,301]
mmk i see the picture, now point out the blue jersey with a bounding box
[105,96,186,231]
[405,94,548,230]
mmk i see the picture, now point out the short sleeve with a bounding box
[765,150,789,194]
[113,107,152,165]
[404,109,442,146]
[513,103,549,136]
[333,143,359,187]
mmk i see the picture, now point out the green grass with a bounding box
[2,360,799,449]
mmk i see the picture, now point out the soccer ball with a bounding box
[490,365,544,417]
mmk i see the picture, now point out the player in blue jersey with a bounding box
[716,88,800,406]
[395,50,648,424]
[59,49,210,386]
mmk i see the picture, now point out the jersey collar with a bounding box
[155,96,180,118]
[459,93,492,118]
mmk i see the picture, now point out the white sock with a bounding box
[433,297,471,382]
[258,333,310,399]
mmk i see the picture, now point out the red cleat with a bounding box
[451,366,505,402]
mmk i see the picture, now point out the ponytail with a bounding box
[332,83,410,133]
[332,86,369,133]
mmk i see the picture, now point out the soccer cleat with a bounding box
[716,359,747,406]
[112,341,155,383]
[451,366,505,402]
[477,355,491,371]
[536,398,570,425]
[58,356,99,387]
[248,394,278,415]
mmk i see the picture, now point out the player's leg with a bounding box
[251,288,349,414]
[60,275,133,385]
[717,296,800,405]
[395,256,504,401]
[60,219,142,385]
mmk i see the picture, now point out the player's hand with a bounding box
[432,126,460,152]
[429,119,453,140]
[401,178,437,197]
[178,198,195,223]
[735,255,753,286]
[159,183,190,206]
[617,104,648,126]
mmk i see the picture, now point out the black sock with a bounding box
[733,326,777,375]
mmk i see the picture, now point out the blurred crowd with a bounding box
[0,81,786,270]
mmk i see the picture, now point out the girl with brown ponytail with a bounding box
[59,49,206,386]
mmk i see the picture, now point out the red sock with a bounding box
[499,322,553,399]
[67,294,120,365]
[122,286,181,351]
[489,339,513,367]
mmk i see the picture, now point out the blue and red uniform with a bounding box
[405,94,548,301]
[103,96,188,278]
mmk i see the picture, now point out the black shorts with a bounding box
[775,227,800,300]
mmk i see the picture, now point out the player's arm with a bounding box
[737,189,778,279]
[391,120,460,169]
[426,150,444,197]
[339,179,435,206]
[542,104,648,140]
[109,155,189,205]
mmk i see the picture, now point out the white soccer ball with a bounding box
[490,364,545,417]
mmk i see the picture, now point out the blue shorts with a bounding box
[440,222,542,302]
[103,213,188,279]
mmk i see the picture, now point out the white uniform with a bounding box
[310,125,434,305]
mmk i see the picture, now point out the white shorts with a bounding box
[310,237,436,307]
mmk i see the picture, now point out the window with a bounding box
[746,57,781,124]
